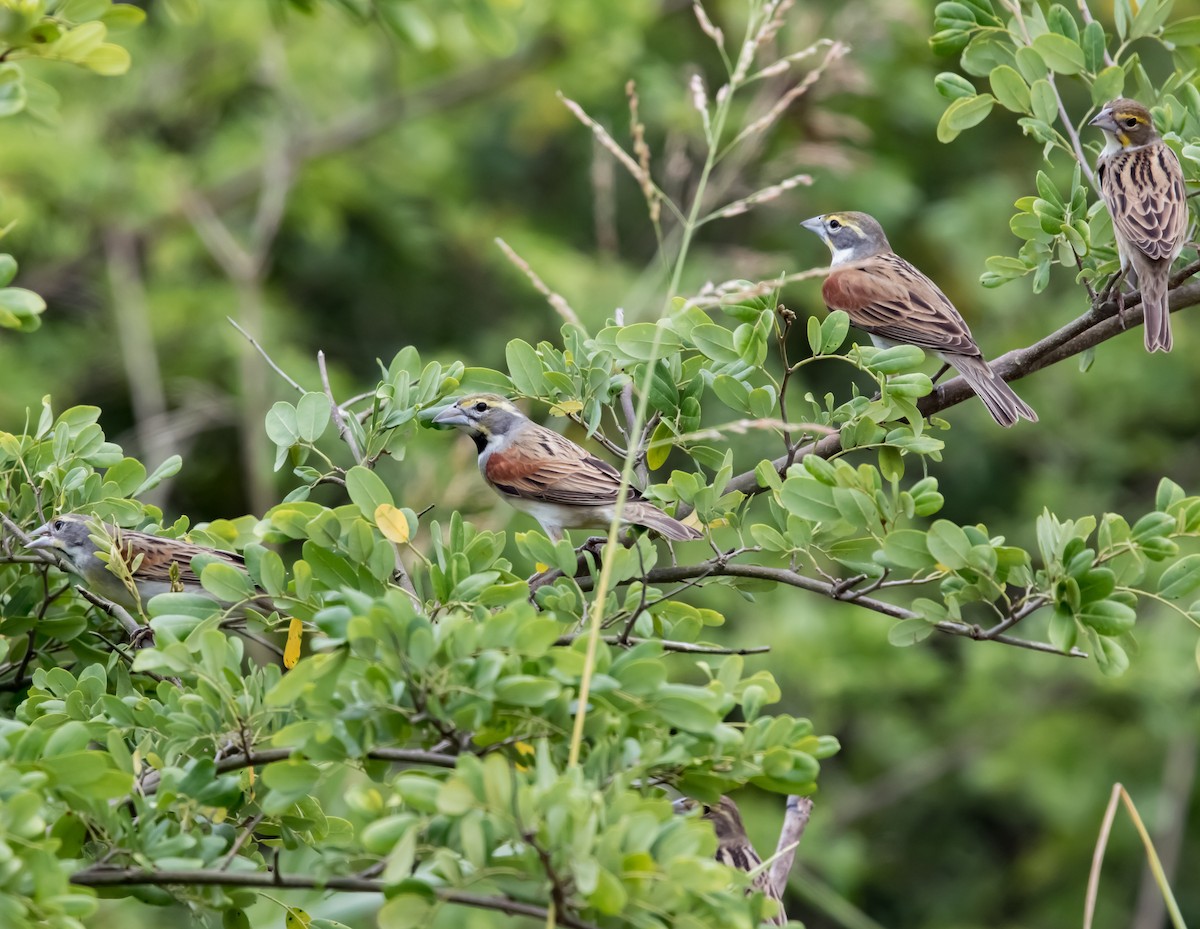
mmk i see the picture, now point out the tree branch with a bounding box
[554,633,769,655]
[768,795,813,900]
[722,278,1200,501]
[137,746,458,798]
[574,559,1087,658]
[68,869,602,929]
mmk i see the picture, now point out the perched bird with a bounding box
[801,211,1037,427]
[674,796,787,925]
[432,394,701,542]
[27,514,262,611]
[1090,98,1188,353]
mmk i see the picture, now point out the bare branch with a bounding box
[494,237,582,328]
[227,317,305,395]
[69,869,602,929]
[319,350,366,464]
[769,796,813,899]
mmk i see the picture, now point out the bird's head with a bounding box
[432,394,527,450]
[1089,98,1156,148]
[26,514,101,568]
[800,211,891,265]
[673,795,749,843]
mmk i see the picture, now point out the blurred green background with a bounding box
[3,0,1196,926]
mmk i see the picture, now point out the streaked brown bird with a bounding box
[432,394,701,542]
[1090,98,1188,353]
[27,514,265,612]
[675,795,787,925]
[801,211,1037,428]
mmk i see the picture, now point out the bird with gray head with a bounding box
[432,394,701,542]
[27,514,263,611]
[801,210,1037,427]
[1089,98,1188,353]
[674,795,787,925]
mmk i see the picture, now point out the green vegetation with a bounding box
[0,0,1196,927]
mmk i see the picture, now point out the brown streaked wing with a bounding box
[822,253,981,355]
[119,529,246,586]
[1103,142,1188,261]
[485,423,637,506]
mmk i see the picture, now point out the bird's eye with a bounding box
[52,519,63,531]
[1123,116,1138,128]
[473,401,488,413]
[828,218,841,230]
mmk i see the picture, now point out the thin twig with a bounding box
[227,317,305,394]
[319,350,366,464]
[494,238,582,329]
[73,586,151,646]
[68,869,602,929]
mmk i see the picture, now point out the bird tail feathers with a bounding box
[625,502,702,540]
[952,354,1038,428]
[1139,268,1173,353]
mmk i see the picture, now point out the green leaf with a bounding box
[1158,554,1200,600]
[1013,46,1046,84]
[882,530,935,569]
[345,465,394,521]
[0,64,26,118]
[262,758,321,798]
[866,344,925,374]
[505,339,545,395]
[1163,16,1200,45]
[936,93,995,143]
[1081,20,1107,70]
[494,675,561,706]
[200,562,255,602]
[615,323,681,361]
[1078,599,1136,635]
[0,287,45,331]
[83,43,131,75]
[1090,66,1124,106]
[690,324,741,364]
[934,72,976,99]
[989,65,1031,113]
[1029,79,1058,124]
[820,310,850,354]
[925,520,971,570]
[1032,33,1085,74]
[296,392,331,443]
[265,402,299,448]
[888,618,936,646]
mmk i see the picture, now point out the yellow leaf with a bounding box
[284,906,311,929]
[514,740,535,772]
[375,503,411,544]
[646,420,675,471]
[534,562,550,573]
[548,400,583,417]
[680,511,704,530]
[283,617,303,670]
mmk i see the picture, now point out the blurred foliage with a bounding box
[0,0,1197,928]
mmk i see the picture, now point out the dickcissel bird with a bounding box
[432,394,701,543]
[801,211,1037,428]
[28,514,265,612]
[1090,98,1188,353]
[675,796,787,925]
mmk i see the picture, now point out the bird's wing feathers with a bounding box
[485,424,635,506]
[118,529,246,586]
[1102,142,1188,261]
[822,253,981,355]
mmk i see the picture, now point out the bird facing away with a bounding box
[801,211,1037,428]
[27,514,259,611]
[432,394,701,543]
[1090,98,1188,353]
[675,795,787,925]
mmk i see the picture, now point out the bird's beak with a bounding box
[800,215,826,236]
[25,523,56,550]
[1089,106,1116,132]
[672,797,696,814]
[432,405,469,427]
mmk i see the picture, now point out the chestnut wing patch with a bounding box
[485,424,635,506]
[822,254,980,356]
[1104,143,1187,261]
